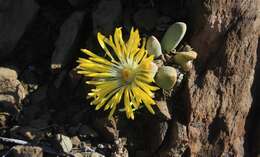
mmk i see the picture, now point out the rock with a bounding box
[29,113,50,129]
[0,67,17,79]
[51,11,85,71]
[17,100,48,126]
[155,100,172,120]
[0,0,39,59]
[0,113,9,128]
[30,85,48,105]
[133,8,159,31]
[92,0,122,35]
[9,145,43,157]
[111,138,129,157]
[0,143,4,151]
[156,16,172,31]
[79,125,99,138]
[55,134,73,153]
[92,116,119,142]
[71,136,81,147]
[145,120,168,152]
[118,116,168,154]
[0,67,27,114]
[74,153,84,157]
[183,1,259,156]
[19,67,39,93]
[81,152,105,157]
[10,126,44,141]
[158,120,188,157]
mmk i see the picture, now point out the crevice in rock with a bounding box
[244,38,260,157]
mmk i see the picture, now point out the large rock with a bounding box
[9,145,43,157]
[54,134,73,153]
[183,1,259,156]
[92,116,119,142]
[157,120,188,157]
[0,67,27,113]
[118,116,168,155]
[150,1,259,156]
[0,0,39,59]
[92,0,122,35]
[51,11,85,71]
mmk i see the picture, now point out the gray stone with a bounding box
[71,136,81,147]
[81,152,105,157]
[155,100,172,120]
[158,120,188,157]
[0,67,27,114]
[92,116,118,142]
[74,153,84,157]
[112,138,128,157]
[79,125,99,138]
[0,67,17,79]
[92,0,122,35]
[51,11,85,70]
[0,0,39,59]
[55,134,73,153]
[9,145,43,157]
[0,113,9,128]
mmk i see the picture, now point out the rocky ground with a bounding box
[1,0,260,157]
[0,0,187,156]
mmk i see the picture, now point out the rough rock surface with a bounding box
[0,0,259,157]
[0,0,39,59]
[51,11,85,70]
[92,0,122,35]
[184,0,259,156]
[0,67,27,113]
[9,145,43,157]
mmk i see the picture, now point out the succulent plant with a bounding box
[161,22,187,53]
[150,61,159,78]
[182,61,193,71]
[155,66,177,90]
[146,36,162,58]
[173,51,197,71]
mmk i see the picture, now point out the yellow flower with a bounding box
[77,27,159,120]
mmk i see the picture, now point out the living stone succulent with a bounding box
[146,36,162,58]
[161,22,187,53]
[173,51,197,71]
[77,23,197,120]
[181,61,193,71]
[155,66,177,90]
[150,61,159,78]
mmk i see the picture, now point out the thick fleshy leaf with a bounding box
[161,22,187,52]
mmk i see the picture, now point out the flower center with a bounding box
[121,68,135,83]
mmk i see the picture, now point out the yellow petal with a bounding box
[135,80,159,97]
[124,87,133,119]
[81,49,100,58]
[134,40,147,63]
[129,89,139,109]
[105,87,124,118]
[97,33,115,61]
[131,86,155,114]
